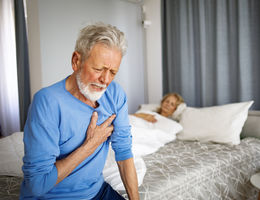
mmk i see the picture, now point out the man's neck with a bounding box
[65,74,98,108]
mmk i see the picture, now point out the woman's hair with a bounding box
[157,93,184,114]
[74,22,127,61]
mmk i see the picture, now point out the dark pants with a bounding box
[92,182,125,200]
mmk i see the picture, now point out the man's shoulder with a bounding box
[102,81,128,109]
[33,79,65,103]
[107,81,125,94]
[105,81,126,100]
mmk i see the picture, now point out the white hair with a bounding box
[75,22,127,61]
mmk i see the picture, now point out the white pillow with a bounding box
[171,103,187,121]
[177,101,253,145]
[138,103,187,122]
[0,132,24,177]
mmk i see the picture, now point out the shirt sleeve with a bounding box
[22,91,60,196]
[110,84,133,161]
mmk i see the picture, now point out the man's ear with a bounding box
[71,51,82,72]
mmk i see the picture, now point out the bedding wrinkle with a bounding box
[133,138,260,200]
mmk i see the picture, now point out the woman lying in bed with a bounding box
[132,93,184,123]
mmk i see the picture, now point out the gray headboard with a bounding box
[241,110,260,139]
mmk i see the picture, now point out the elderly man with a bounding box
[20,23,139,200]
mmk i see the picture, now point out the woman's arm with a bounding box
[132,113,157,123]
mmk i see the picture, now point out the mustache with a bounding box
[90,83,106,89]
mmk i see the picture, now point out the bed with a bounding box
[118,101,260,199]
[129,137,260,200]
[0,102,260,200]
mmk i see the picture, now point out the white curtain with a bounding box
[0,0,20,136]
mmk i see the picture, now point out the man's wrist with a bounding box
[80,141,96,156]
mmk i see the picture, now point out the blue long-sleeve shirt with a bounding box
[20,78,133,199]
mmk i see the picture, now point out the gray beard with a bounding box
[76,72,106,102]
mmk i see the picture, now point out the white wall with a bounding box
[143,0,163,104]
[26,0,146,113]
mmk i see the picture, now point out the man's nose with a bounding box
[99,70,111,85]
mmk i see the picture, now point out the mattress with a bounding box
[121,137,260,200]
[1,138,260,200]
[0,175,22,200]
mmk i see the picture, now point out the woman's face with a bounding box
[161,95,178,116]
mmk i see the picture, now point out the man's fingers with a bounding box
[100,114,116,128]
[106,125,114,136]
[89,111,98,130]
